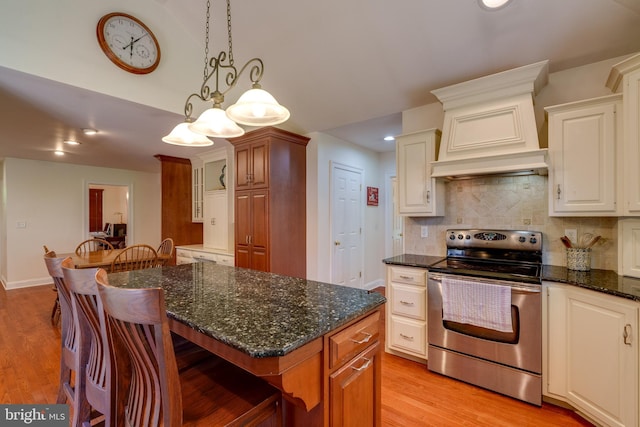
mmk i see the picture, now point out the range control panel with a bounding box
[445,229,542,251]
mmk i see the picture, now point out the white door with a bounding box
[331,163,363,288]
[391,177,404,256]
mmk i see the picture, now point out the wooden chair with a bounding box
[157,237,174,266]
[43,252,91,427]
[75,239,115,255]
[95,277,282,427]
[62,263,115,427]
[110,244,158,273]
[45,245,61,325]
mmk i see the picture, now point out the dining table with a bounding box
[106,261,386,426]
[59,248,171,270]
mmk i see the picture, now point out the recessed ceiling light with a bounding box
[478,0,512,10]
[64,140,81,145]
[384,136,395,141]
[54,150,65,156]
[82,128,98,135]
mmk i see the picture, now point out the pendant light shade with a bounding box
[162,122,213,146]
[188,106,245,138]
[226,86,290,126]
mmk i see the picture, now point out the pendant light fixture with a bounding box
[163,0,289,145]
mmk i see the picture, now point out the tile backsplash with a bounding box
[403,175,618,270]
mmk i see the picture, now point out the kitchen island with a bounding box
[107,262,386,426]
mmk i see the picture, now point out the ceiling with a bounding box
[1,0,640,173]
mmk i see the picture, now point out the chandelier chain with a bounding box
[203,0,211,82]
[227,0,234,66]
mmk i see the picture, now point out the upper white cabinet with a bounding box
[396,129,445,216]
[545,282,638,427]
[191,157,204,223]
[546,94,622,216]
[608,53,640,215]
[193,147,234,253]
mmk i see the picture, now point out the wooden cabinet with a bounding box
[396,129,444,216]
[546,94,622,216]
[155,155,203,250]
[327,311,381,427]
[545,282,638,427]
[385,266,428,362]
[230,127,309,278]
[607,53,640,215]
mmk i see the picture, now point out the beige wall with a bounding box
[0,158,161,289]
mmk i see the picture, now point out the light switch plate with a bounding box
[421,226,428,238]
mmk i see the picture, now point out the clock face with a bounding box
[97,13,161,74]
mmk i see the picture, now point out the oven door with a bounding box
[427,272,541,374]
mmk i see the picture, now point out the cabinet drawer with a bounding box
[176,256,193,265]
[329,311,380,369]
[390,267,426,286]
[389,316,426,356]
[191,251,216,262]
[216,255,234,266]
[390,283,426,320]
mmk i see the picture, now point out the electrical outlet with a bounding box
[565,229,578,245]
[421,226,428,238]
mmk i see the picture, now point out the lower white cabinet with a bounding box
[385,266,428,362]
[545,282,638,427]
[175,246,234,266]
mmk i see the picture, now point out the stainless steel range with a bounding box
[427,229,543,406]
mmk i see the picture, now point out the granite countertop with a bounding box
[383,254,640,302]
[107,262,386,358]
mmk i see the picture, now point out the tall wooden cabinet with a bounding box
[229,127,309,278]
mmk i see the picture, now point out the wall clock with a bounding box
[96,12,161,74]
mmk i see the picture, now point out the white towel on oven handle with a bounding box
[441,276,513,333]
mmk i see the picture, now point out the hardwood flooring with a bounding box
[0,284,593,426]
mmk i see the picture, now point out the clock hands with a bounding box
[122,33,149,52]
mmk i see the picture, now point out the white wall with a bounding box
[0,0,203,117]
[0,158,161,289]
[306,132,386,289]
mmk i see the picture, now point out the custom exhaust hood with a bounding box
[430,60,549,180]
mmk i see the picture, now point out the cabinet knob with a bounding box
[334,241,341,246]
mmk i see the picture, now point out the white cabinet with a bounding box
[175,246,234,266]
[607,53,640,215]
[191,158,204,223]
[546,94,622,216]
[396,129,444,216]
[544,282,638,427]
[203,191,229,251]
[385,266,428,362]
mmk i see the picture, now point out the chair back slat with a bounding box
[96,277,182,427]
[111,244,158,273]
[63,264,113,422]
[44,254,76,353]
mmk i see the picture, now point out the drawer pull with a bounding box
[399,300,414,306]
[350,331,372,344]
[399,275,414,280]
[352,358,372,372]
[399,333,414,341]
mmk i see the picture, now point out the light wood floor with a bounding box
[0,284,593,426]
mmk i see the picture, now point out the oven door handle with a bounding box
[428,273,541,294]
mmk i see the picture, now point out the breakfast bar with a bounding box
[106,262,386,426]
